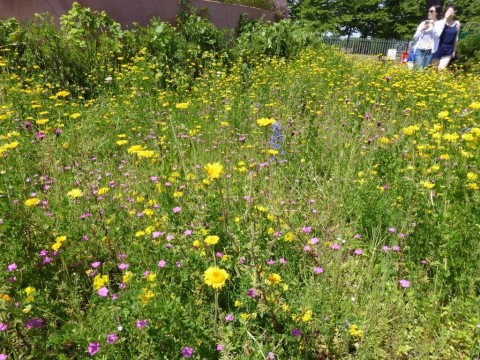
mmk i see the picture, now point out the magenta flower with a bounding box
[381,245,390,252]
[388,227,396,233]
[0,323,7,331]
[225,314,234,322]
[91,261,101,268]
[173,206,182,213]
[291,328,301,337]
[7,263,17,272]
[106,333,118,344]
[268,352,275,359]
[310,237,319,244]
[216,344,223,351]
[279,258,287,264]
[88,342,100,356]
[303,245,311,252]
[392,245,400,252]
[181,346,194,358]
[331,243,340,250]
[158,260,166,268]
[314,267,324,274]
[136,319,148,328]
[118,263,129,270]
[399,279,410,288]
[97,287,109,297]
[0,354,7,360]
[354,249,363,256]
[24,318,45,329]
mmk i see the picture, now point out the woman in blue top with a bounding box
[432,5,461,70]
[413,5,442,69]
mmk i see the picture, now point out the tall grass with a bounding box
[0,4,479,360]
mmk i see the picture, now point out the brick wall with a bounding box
[0,0,276,28]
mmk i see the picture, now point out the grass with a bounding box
[0,21,480,359]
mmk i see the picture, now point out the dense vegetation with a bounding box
[0,3,479,359]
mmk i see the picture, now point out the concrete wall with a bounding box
[0,0,276,28]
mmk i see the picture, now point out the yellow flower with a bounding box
[139,289,155,304]
[204,235,220,245]
[402,125,420,136]
[127,145,143,154]
[469,102,480,110]
[203,266,229,289]
[467,172,478,181]
[116,140,128,145]
[175,102,190,109]
[98,187,109,195]
[268,149,279,155]
[438,110,449,119]
[67,188,83,198]
[24,198,40,207]
[146,273,156,282]
[442,133,459,142]
[70,113,81,119]
[24,286,36,296]
[349,324,364,337]
[122,271,133,284]
[267,273,282,285]
[420,181,435,189]
[204,162,223,179]
[56,90,70,98]
[466,183,479,190]
[302,310,313,322]
[93,274,109,290]
[256,118,276,127]
[283,232,294,242]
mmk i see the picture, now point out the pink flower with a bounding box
[173,206,182,213]
[331,243,340,250]
[106,333,118,344]
[310,237,319,244]
[0,354,7,360]
[88,342,100,356]
[354,249,363,256]
[118,263,129,270]
[314,267,324,274]
[388,227,396,233]
[381,245,390,252]
[0,323,7,331]
[303,245,311,252]
[7,263,17,272]
[399,279,410,288]
[136,319,148,328]
[158,260,166,268]
[392,245,400,252]
[152,231,161,238]
[97,287,109,297]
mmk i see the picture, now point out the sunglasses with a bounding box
[428,9,435,13]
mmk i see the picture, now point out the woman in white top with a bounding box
[413,5,441,69]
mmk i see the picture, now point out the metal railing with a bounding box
[321,35,410,57]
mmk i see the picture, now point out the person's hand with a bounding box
[423,20,430,30]
[444,7,454,19]
[452,51,456,58]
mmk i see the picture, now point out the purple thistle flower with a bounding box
[181,346,194,358]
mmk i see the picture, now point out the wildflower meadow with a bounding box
[1,4,480,360]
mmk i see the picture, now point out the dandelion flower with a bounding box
[67,188,83,198]
[204,235,219,245]
[257,117,276,127]
[267,273,282,285]
[204,266,229,289]
[204,162,223,179]
[24,198,40,207]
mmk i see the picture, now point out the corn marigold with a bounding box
[204,267,229,289]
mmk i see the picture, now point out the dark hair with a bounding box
[431,5,442,20]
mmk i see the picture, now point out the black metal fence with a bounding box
[321,36,411,58]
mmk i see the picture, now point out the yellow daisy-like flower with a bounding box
[349,324,364,337]
[420,181,435,189]
[467,172,478,181]
[469,102,480,110]
[24,198,40,207]
[204,235,219,245]
[203,266,229,289]
[56,90,70,98]
[116,140,128,146]
[67,188,83,198]
[267,273,282,285]
[204,162,223,179]
[256,118,276,127]
[175,102,190,109]
[98,187,109,195]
